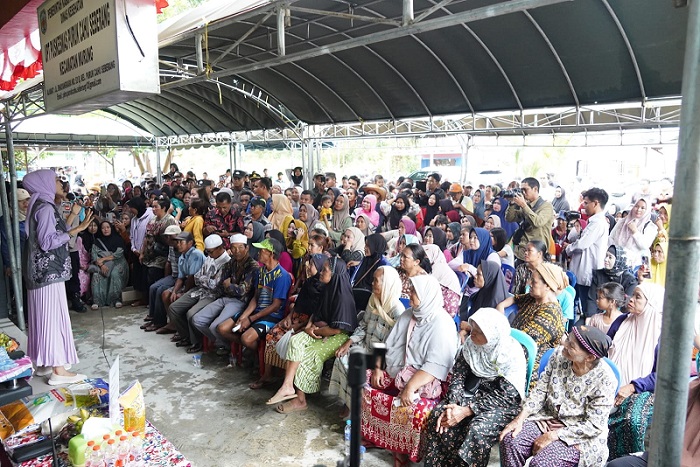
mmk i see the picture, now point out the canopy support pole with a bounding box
[195,33,204,75]
[1,108,26,331]
[277,6,286,57]
[648,0,700,465]
[228,142,234,172]
[403,0,414,26]
[155,143,162,185]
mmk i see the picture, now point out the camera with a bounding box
[565,211,581,222]
[502,188,522,199]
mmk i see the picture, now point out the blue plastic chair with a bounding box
[696,352,700,374]
[510,329,537,396]
[538,348,621,392]
[501,263,516,293]
[399,297,411,309]
[504,303,519,323]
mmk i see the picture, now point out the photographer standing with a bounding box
[564,188,610,323]
[505,177,555,264]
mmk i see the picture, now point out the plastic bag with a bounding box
[119,381,145,434]
[275,330,294,360]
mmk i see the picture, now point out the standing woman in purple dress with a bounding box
[23,170,94,385]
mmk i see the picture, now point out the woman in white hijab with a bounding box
[423,243,462,318]
[329,266,405,416]
[361,275,459,463]
[608,282,664,385]
[424,307,526,467]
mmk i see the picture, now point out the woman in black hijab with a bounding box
[585,245,637,317]
[267,255,358,413]
[387,193,411,231]
[90,221,129,308]
[552,185,570,213]
[465,260,509,328]
[352,233,389,291]
[424,226,447,251]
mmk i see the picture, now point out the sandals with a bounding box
[143,323,160,332]
[274,402,307,414]
[186,344,203,354]
[170,333,181,342]
[266,393,298,405]
[175,340,191,348]
[144,316,154,322]
[156,327,176,335]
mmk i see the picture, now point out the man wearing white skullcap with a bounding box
[190,233,261,353]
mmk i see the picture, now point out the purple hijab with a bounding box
[23,169,59,220]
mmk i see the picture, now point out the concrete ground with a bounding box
[11,307,501,466]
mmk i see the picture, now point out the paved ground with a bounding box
[15,307,502,466]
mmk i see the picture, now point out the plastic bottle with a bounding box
[360,445,366,462]
[83,440,96,467]
[115,435,130,466]
[344,419,351,457]
[192,354,202,368]
[103,438,116,466]
[86,444,105,467]
[130,431,144,466]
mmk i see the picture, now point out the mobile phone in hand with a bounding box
[641,256,652,279]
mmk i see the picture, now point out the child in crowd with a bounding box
[586,282,626,335]
[319,195,333,223]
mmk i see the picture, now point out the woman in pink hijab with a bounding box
[354,194,380,228]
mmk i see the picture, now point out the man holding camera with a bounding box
[505,177,555,264]
[564,188,609,323]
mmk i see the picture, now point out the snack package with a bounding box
[119,381,145,435]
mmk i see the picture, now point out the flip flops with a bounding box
[275,402,307,414]
[266,393,298,405]
[249,379,271,390]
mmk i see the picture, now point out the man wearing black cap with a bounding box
[246,197,271,231]
[230,169,247,205]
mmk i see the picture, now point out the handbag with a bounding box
[393,317,443,399]
[152,238,169,257]
[275,330,294,360]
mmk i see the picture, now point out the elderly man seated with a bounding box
[190,234,260,353]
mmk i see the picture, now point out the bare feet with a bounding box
[275,398,307,413]
[52,366,77,377]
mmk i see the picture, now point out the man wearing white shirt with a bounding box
[565,187,609,324]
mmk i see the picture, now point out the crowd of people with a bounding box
[13,162,700,466]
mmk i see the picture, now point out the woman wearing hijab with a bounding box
[422,193,443,228]
[386,193,411,231]
[244,220,265,261]
[586,245,638,317]
[330,266,405,416]
[354,213,375,236]
[328,194,353,246]
[335,227,365,266]
[361,275,459,464]
[354,193,380,229]
[500,326,617,467]
[424,244,461,318]
[445,222,462,252]
[424,308,526,467]
[484,214,501,231]
[497,262,567,387]
[654,203,671,242]
[448,227,500,295]
[268,193,294,232]
[609,198,658,267]
[468,260,509,319]
[351,233,388,291]
[472,189,486,224]
[423,226,447,251]
[265,229,294,275]
[608,283,663,385]
[267,256,357,413]
[90,221,129,309]
[23,170,94,384]
[491,197,519,241]
[551,185,570,213]
[648,239,668,287]
[281,216,309,278]
[259,254,328,383]
[298,203,320,232]
[386,216,420,262]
